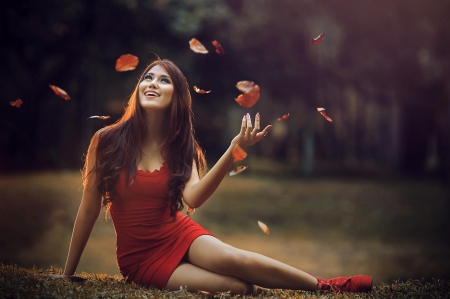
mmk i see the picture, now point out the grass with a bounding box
[1,264,449,299]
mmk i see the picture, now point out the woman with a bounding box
[50,58,372,294]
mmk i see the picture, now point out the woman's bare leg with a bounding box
[185,235,318,291]
[165,261,254,294]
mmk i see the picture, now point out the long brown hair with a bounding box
[84,59,207,220]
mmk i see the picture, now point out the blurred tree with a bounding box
[0,0,448,180]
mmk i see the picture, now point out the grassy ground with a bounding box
[1,264,449,298]
[0,159,449,296]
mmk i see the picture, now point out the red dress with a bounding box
[110,162,213,289]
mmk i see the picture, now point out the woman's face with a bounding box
[139,64,174,112]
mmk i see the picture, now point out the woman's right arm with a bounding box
[53,132,103,278]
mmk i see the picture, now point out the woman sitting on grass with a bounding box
[49,58,372,294]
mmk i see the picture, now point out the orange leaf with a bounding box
[235,84,260,108]
[310,32,325,45]
[212,40,225,55]
[232,144,247,162]
[193,86,211,94]
[186,205,195,217]
[229,165,248,176]
[10,99,23,108]
[257,220,270,235]
[317,107,333,122]
[49,84,70,100]
[115,54,139,72]
[277,113,290,122]
[87,115,111,120]
[189,38,208,54]
[236,80,256,94]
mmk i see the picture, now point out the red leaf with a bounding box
[277,113,290,122]
[257,221,270,235]
[235,82,260,108]
[229,165,248,176]
[49,84,70,100]
[189,38,208,54]
[310,32,325,45]
[10,99,23,108]
[193,86,211,94]
[236,80,256,94]
[115,54,139,72]
[232,144,247,162]
[212,40,225,55]
[317,107,333,122]
[87,115,111,120]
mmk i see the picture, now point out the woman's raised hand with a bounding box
[231,113,272,149]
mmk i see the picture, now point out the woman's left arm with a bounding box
[183,113,271,208]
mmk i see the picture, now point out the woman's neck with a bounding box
[143,111,164,150]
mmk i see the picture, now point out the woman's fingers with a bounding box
[256,125,272,139]
[245,113,252,134]
[251,112,261,137]
[240,115,247,135]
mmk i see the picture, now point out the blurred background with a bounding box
[1,0,449,286]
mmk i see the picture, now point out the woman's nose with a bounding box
[148,80,158,88]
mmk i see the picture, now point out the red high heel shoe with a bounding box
[316,275,373,292]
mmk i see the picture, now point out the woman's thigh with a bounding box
[184,235,250,275]
[165,262,253,294]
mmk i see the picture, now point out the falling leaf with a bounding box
[236,80,257,94]
[88,115,111,120]
[317,107,333,122]
[229,165,248,176]
[310,32,325,45]
[10,99,23,108]
[193,86,211,94]
[277,113,290,122]
[257,220,270,235]
[235,84,260,108]
[186,205,195,216]
[115,54,139,72]
[189,38,208,54]
[212,40,225,55]
[49,84,70,100]
[232,144,247,162]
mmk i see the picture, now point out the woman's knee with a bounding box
[212,247,250,274]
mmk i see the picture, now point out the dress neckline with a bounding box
[136,162,167,176]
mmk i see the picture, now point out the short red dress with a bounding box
[110,162,213,289]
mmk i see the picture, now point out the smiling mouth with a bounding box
[144,90,160,97]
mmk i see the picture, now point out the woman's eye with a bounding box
[161,78,171,84]
[143,74,152,80]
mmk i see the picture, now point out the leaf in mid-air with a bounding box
[87,115,111,120]
[257,220,270,235]
[235,82,260,108]
[10,99,23,108]
[317,107,333,122]
[212,40,225,55]
[115,54,139,72]
[277,113,290,122]
[229,165,248,176]
[49,84,70,100]
[310,33,325,45]
[189,38,208,54]
[232,144,247,162]
[193,86,211,94]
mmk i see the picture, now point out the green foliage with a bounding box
[1,264,449,299]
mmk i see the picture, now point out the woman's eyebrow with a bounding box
[146,72,171,79]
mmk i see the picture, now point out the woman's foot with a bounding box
[316,275,373,292]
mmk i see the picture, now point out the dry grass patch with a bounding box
[1,264,449,299]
